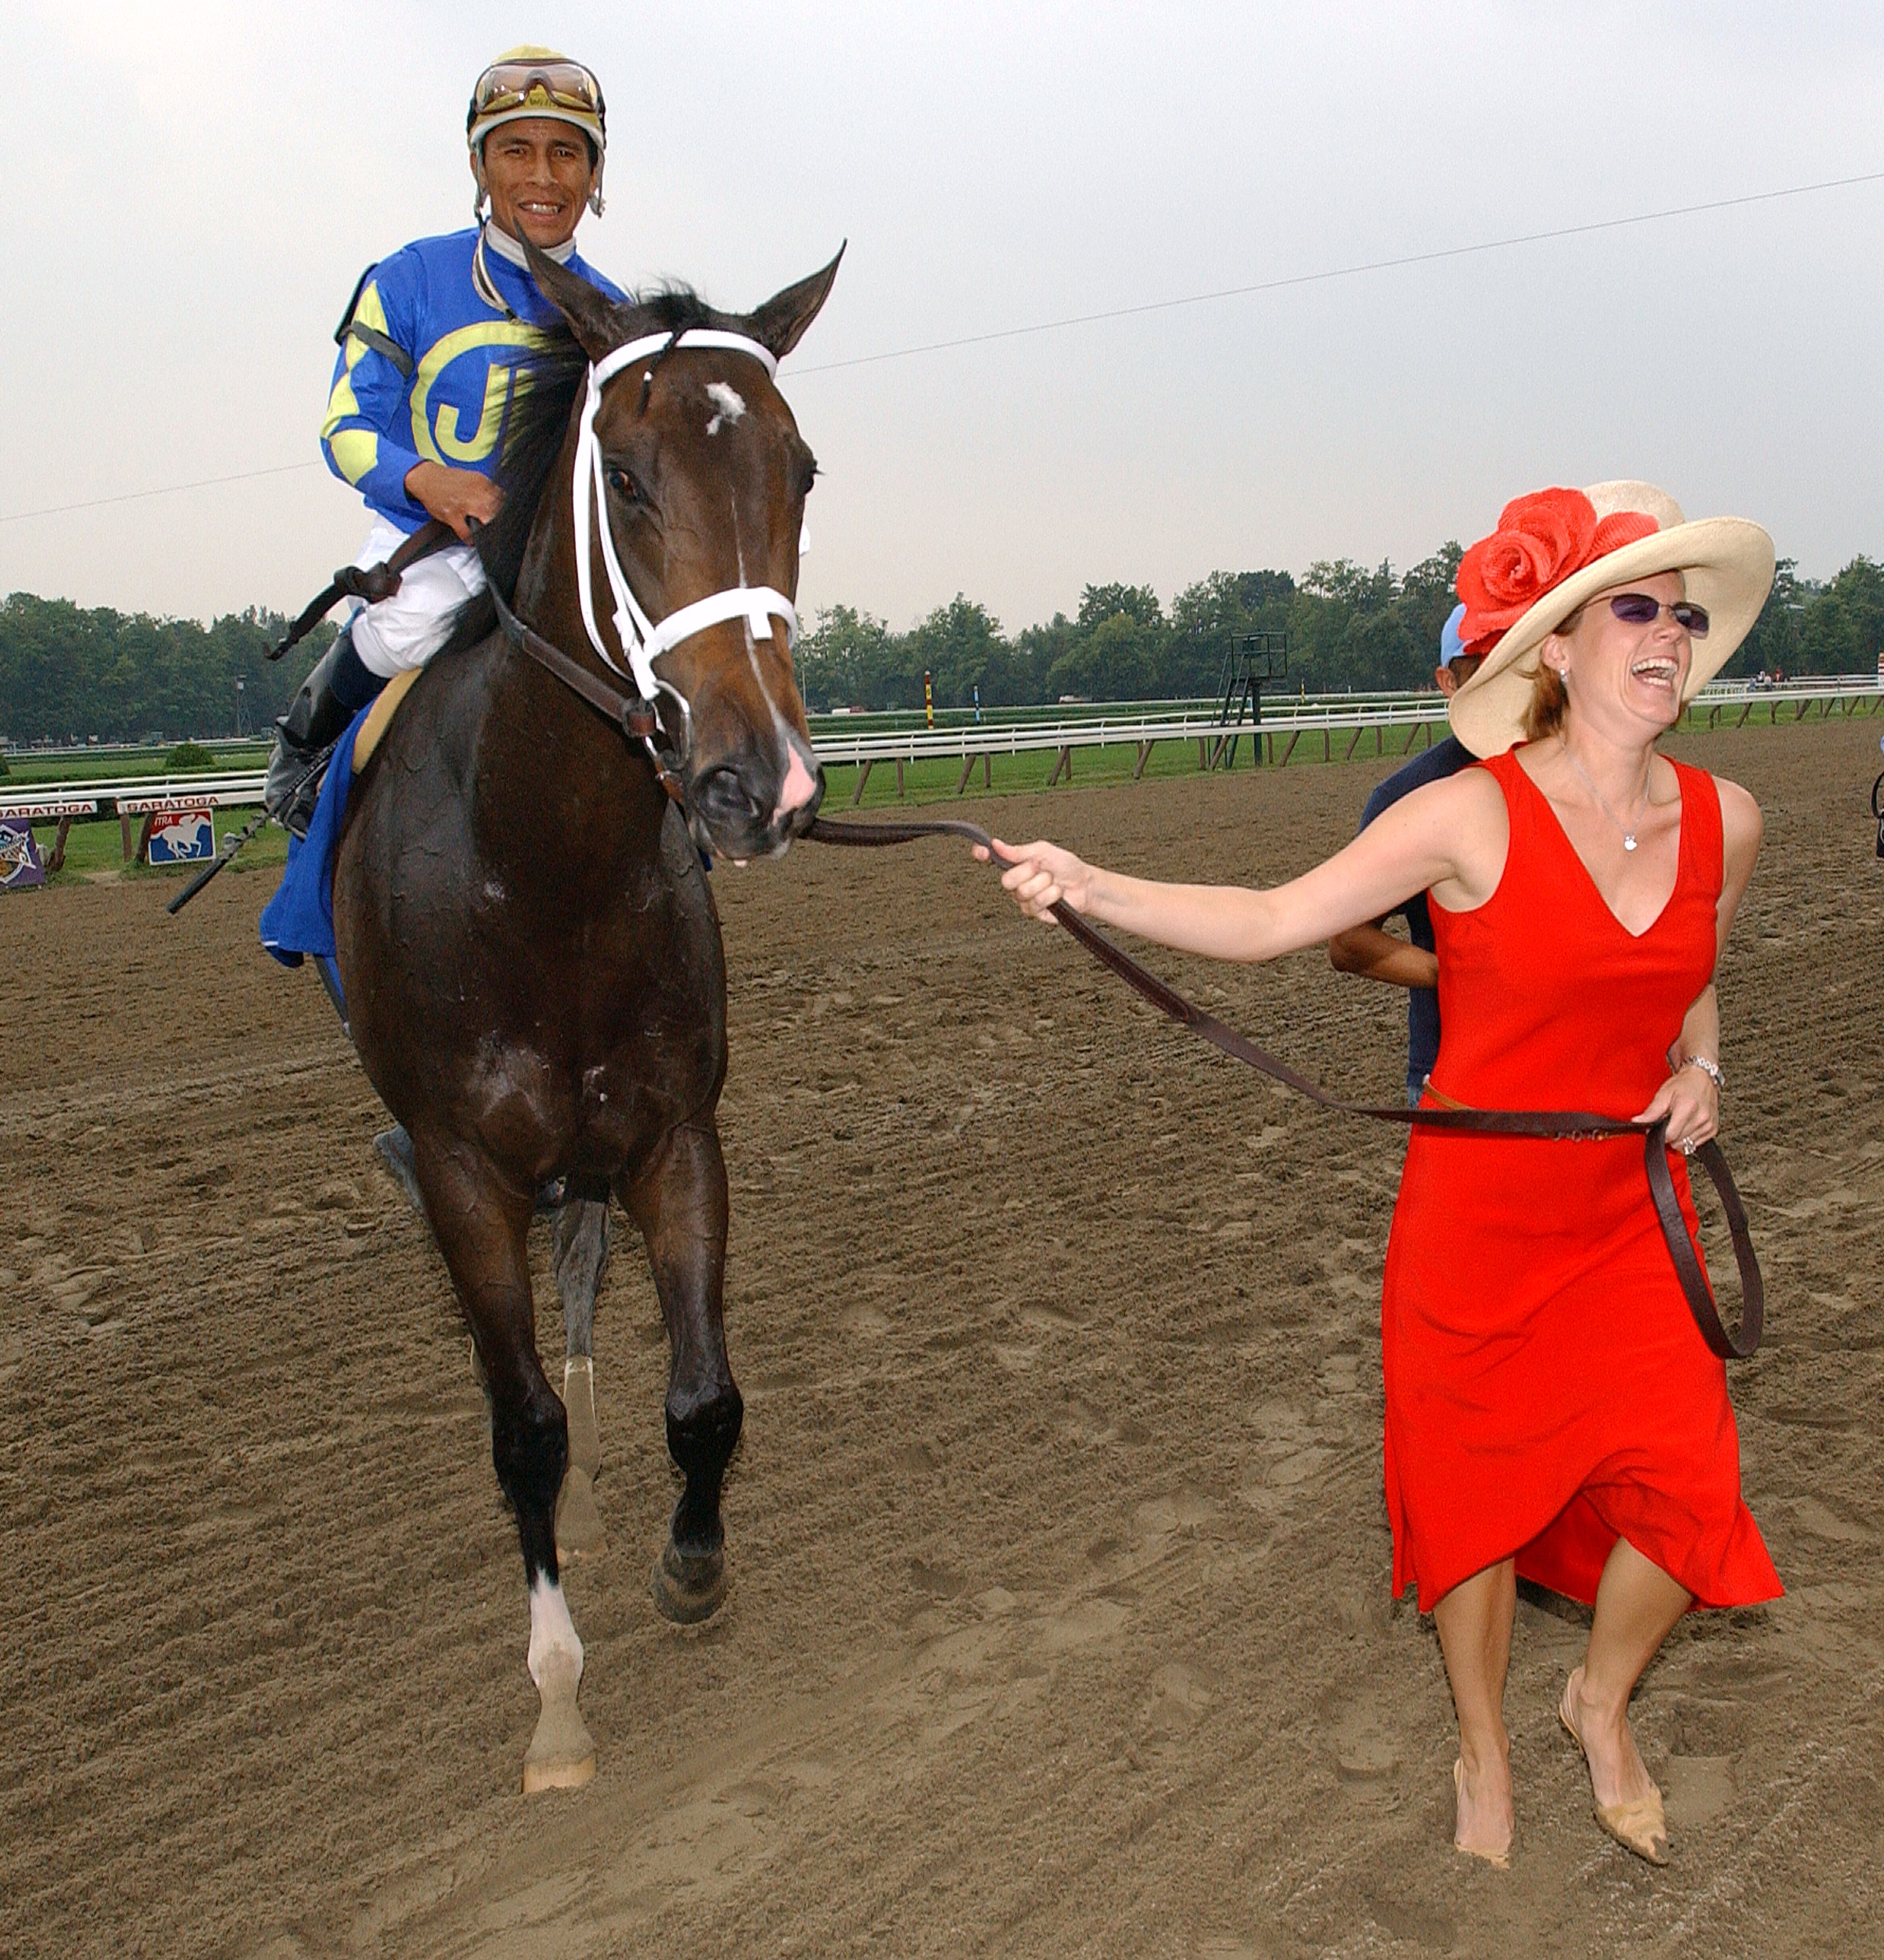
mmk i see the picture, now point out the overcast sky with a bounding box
[4,1,1880,633]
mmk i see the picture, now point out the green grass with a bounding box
[821,725,1443,810]
[1684,694,1884,734]
[31,809,288,886]
[2,741,273,787]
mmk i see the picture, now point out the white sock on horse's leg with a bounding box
[523,1573,594,1793]
[527,1571,583,1686]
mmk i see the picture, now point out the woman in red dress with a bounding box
[984,482,1780,1868]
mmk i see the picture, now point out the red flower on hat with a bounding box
[1456,487,1659,654]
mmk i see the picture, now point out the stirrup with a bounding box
[265,743,331,841]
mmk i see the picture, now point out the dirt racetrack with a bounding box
[3,717,1881,1960]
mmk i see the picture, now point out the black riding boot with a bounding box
[265,631,370,840]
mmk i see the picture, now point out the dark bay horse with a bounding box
[332,245,840,1790]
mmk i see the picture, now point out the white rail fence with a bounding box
[5,675,1879,828]
[817,675,1884,802]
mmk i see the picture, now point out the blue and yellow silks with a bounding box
[320,229,627,532]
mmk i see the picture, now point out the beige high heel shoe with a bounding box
[1558,1671,1668,1865]
[1452,1759,1512,1869]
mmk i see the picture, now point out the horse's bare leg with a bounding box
[412,1135,595,1792]
[621,1117,742,1625]
[552,1196,611,1558]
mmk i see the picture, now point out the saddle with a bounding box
[353,668,421,772]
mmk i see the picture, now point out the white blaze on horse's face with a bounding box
[704,382,746,435]
[724,485,820,834]
[571,330,796,713]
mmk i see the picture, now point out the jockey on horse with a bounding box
[265,47,627,835]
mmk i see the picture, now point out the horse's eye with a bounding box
[605,466,640,502]
[800,461,819,497]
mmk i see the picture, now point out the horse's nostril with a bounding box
[697,768,765,829]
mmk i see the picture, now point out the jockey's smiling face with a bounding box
[478,118,598,250]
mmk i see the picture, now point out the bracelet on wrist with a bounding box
[1679,1054,1725,1092]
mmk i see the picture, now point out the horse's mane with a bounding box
[437,285,742,661]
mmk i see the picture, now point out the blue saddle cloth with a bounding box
[258,704,372,968]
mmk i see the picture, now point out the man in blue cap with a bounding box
[1327,602,1485,1103]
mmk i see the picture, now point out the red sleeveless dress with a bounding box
[1381,747,1779,1612]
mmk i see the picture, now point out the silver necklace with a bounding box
[1561,739,1649,851]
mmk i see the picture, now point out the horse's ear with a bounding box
[745,244,846,362]
[518,231,627,363]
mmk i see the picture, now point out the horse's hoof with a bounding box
[650,1539,727,1626]
[523,1652,595,1795]
[555,1467,606,1560]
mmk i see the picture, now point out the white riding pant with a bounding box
[344,517,488,680]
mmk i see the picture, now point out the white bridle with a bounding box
[571,328,799,715]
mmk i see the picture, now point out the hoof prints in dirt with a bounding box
[2,721,1882,1958]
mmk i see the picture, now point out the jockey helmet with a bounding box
[468,48,606,159]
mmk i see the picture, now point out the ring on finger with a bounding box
[1678,1135,1696,1156]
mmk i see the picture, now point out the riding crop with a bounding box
[164,740,337,917]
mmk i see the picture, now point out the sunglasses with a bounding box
[473,61,606,120]
[1608,592,1710,638]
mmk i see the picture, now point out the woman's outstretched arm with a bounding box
[978,766,1508,964]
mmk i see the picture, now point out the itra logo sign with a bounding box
[0,820,45,890]
[146,808,216,864]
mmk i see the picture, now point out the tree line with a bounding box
[2,547,1880,743]
[797,551,1884,713]
[0,598,332,748]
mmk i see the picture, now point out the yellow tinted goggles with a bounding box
[471,61,605,126]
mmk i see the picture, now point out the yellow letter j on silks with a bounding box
[408,321,543,466]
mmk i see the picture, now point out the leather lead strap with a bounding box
[1644,1134,1764,1361]
[808,813,1763,1360]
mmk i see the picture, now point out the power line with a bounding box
[5,165,1879,525]
[0,461,322,526]
[789,167,1884,376]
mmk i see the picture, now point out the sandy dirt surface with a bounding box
[3,718,1881,1960]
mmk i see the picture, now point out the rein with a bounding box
[806,812,1764,1362]
[268,519,455,662]
[469,520,688,808]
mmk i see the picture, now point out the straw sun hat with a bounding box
[1446,481,1776,759]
